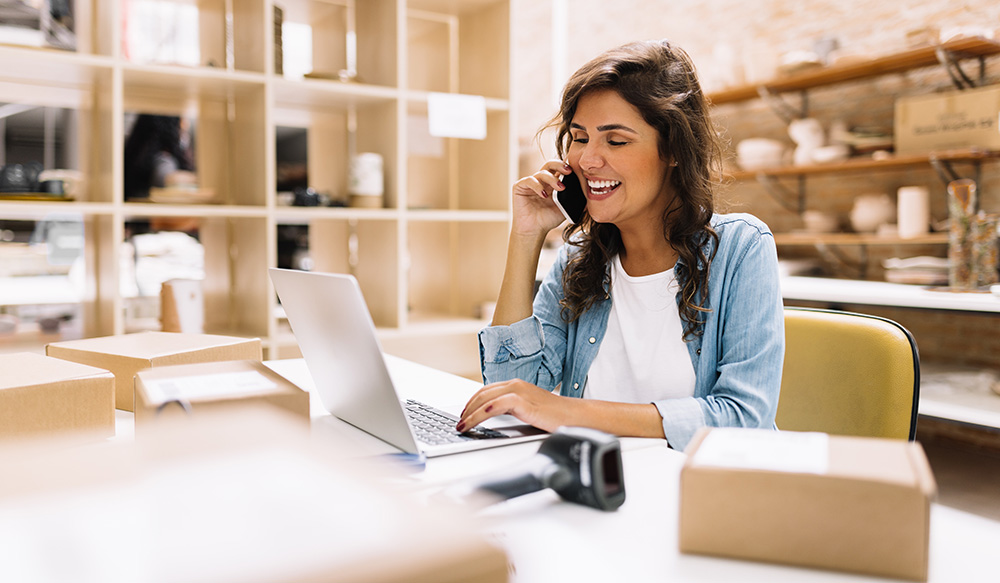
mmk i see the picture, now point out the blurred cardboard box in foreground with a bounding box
[134,360,310,431]
[0,407,509,582]
[679,428,936,582]
[0,352,114,441]
[46,332,261,412]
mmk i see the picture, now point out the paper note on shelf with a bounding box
[689,428,830,475]
[428,92,487,140]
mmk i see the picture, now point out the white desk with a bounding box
[264,357,1000,583]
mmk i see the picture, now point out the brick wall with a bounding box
[514,0,1000,371]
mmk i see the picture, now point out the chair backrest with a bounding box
[778,307,920,440]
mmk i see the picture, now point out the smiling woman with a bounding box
[457,40,786,451]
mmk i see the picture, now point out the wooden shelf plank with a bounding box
[709,36,1000,105]
[272,77,399,109]
[730,147,1000,179]
[0,200,115,216]
[273,207,402,223]
[774,232,949,246]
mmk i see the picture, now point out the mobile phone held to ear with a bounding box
[554,171,586,224]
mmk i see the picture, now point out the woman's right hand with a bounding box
[510,160,575,237]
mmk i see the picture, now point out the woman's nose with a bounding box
[578,143,604,171]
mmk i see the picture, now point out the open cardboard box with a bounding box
[679,428,936,581]
[46,331,261,412]
[0,352,114,441]
[134,360,310,431]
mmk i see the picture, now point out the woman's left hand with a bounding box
[457,379,576,434]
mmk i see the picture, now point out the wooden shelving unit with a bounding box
[710,38,1000,430]
[708,36,1000,104]
[730,147,1000,180]
[0,0,516,378]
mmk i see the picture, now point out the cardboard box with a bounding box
[894,84,1000,154]
[679,428,936,581]
[0,352,114,441]
[134,360,310,430]
[0,407,509,582]
[46,332,262,412]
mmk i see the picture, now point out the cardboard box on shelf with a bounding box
[0,407,509,582]
[679,428,936,582]
[894,84,1000,155]
[0,352,114,441]
[134,360,310,430]
[46,332,262,412]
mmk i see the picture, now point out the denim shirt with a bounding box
[478,213,784,451]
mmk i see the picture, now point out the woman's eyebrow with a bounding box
[570,122,638,134]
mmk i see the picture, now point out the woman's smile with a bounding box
[585,177,622,199]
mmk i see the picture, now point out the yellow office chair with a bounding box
[777,307,920,440]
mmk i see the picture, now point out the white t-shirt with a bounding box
[584,254,696,403]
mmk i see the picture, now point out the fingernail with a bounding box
[485,405,493,413]
[456,422,466,432]
[563,163,572,171]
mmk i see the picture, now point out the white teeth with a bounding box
[587,179,620,190]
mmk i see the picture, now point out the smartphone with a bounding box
[554,171,587,224]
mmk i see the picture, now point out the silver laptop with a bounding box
[269,268,547,457]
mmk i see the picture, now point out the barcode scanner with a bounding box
[460,427,626,511]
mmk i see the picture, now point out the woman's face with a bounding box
[566,89,674,232]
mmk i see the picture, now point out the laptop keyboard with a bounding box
[404,399,509,445]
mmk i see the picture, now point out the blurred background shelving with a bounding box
[0,0,516,380]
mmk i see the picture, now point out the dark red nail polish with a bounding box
[456,422,466,432]
[485,405,493,413]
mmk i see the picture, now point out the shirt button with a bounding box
[573,383,579,389]
[696,349,702,355]
[589,337,596,344]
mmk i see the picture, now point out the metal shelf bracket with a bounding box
[755,173,806,214]
[935,48,986,90]
[756,87,808,124]
[929,156,983,192]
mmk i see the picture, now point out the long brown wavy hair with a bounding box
[546,40,723,339]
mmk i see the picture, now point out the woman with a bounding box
[457,40,784,451]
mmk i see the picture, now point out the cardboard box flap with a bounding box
[0,353,114,391]
[47,331,261,360]
[828,436,936,492]
[686,428,937,491]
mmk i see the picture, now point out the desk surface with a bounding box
[253,357,1000,583]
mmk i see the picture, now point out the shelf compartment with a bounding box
[0,84,116,204]
[121,0,266,73]
[278,0,398,86]
[709,36,1000,105]
[406,0,509,99]
[406,220,506,324]
[406,107,511,211]
[123,83,268,206]
[198,215,270,337]
[272,99,398,208]
[282,218,401,328]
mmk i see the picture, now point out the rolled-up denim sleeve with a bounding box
[478,244,570,390]
[654,227,784,451]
